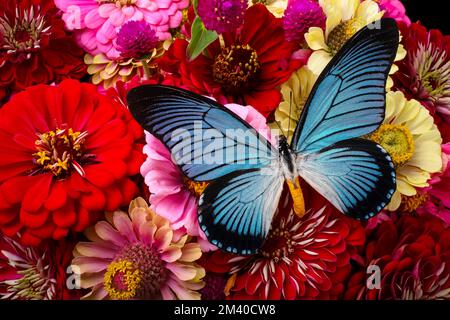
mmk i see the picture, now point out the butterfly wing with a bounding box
[291,19,399,220]
[291,18,399,152]
[199,165,284,255]
[297,138,396,220]
[127,85,283,253]
[127,85,277,181]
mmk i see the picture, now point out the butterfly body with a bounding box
[278,135,298,185]
[127,18,400,255]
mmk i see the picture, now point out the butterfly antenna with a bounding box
[274,120,287,139]
[287,91,293,141]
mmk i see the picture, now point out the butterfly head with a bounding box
[278,135,290,153]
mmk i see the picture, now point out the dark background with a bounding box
[402,0,449,34]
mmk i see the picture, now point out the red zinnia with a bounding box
[0,0,86,103]
[200,187,365,300]
[345,214,450,300]
[392,22,450,142]
[159,4,304,117]
[0,79,144,246]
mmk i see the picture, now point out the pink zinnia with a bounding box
[377,0,411,25]
[140,102,275,251]
[71,197,205,300]
[55,0,189,59]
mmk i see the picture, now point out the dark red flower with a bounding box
[393,22,450,142]
[159,4,304,117]
[0,0,86,103]
[345,214,450,300]
[0,234,82,299]
[0,79,144,246]
[200,185,365,300]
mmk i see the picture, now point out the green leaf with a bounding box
[187,17,218,62]
[193,0,199,15]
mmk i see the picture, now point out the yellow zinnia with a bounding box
[270,66,318,142]
[304,0,406,87]
[368,91,443,211]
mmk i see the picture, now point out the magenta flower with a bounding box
[140,103,275,251]
[197,0,247,33]
[377,0,411,25]
[55,0,189,59]
[417,143,450,225]
[117,20,159,59]
[283,0,326,43]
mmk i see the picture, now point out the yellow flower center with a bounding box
[399,193,428,213]
[104,260,142,300]
[327,18,367,55]
[183,176,209,198]
[369,124,415,167]
[104,243,167,299]
[97,0,136,6]
[213,44,261,95]
[33,127,90,178]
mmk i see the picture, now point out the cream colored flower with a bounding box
[304,0,406,88]
[248,0,288,17]
[369,91,443,211]
[270,66,318,142]
[85,42,166,89]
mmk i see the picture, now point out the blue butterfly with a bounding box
[127,19,399,255]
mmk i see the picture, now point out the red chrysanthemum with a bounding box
[0,0,86,103]
[345,214,450,300]
[392,22,450,142]
[200,186,365,300]
[0,234,82,300]
[159,4,304,117]
[0,79,144,246]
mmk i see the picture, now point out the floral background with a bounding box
[0,0,449,300]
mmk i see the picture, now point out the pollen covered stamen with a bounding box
[104,260,142,300]
[33,127,89,178]
[399,193,428,213]
[260,227,294,261]
[213,44,261,94]
[327,18,366,55]
[104,243,167,300]
[183,176,209,198]
[96,0,136,6]
[369,124,415,167]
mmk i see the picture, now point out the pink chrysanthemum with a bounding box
[197,0,248,33]
[71,198,205,300]
[377,0,411,25]
[283,0,326,43]
[117,20,159,59]
[55,0,189,59]
[417,143,450,225]
[140,102,274,251]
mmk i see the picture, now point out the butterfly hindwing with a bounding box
[127,85,277,181]
[297,138,396,220]
[198,167,284,254]
[292,18,399,153]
